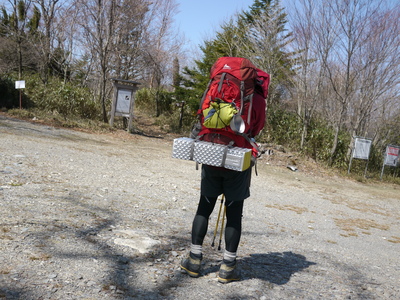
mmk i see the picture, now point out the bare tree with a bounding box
[143,0,181,88]
[349,6,400,144]
[51,2,80,83]
[76,0,120,122]
[288,0,399,164]
[326,0,400,161]
[141,0,183,116]
[32,0,62,82]
[2,0,34,79]
[289,0,324,149]
[111,0,149,80]
[74,0,182,121]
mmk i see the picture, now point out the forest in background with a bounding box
[0,0,399,181]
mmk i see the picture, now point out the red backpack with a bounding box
[192,57,269,155]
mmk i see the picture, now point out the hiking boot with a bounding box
[180,253,202,278]
[218,260,241,283]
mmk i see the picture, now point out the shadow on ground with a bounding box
[0,187,318,299]
[240,252,316,284]
[200,251,316,285]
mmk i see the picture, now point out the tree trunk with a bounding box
[17,40,23,79]
[300,119,307,149]
[329,124,340,166]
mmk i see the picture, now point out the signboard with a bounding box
[348,136,372,176]
[15,80,25,89]
[109,79,140,132]
[116,89,132,114]
[352,137,372,160]
[384,145,400,167]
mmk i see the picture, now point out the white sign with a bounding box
[352,137,372,160]
[384,145,400,167]
[116,89,132,114]
[15,80,25,89]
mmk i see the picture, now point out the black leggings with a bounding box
[191,195,244,252]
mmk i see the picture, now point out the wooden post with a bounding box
[179,101,185,128]
[15,80,25,109]
[109,81,118,127]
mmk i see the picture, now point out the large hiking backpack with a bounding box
[193,57,268,155]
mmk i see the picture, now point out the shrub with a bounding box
[0,77,18,108]
[25,74,101,119]
[0,76,34,109]
[135,88,174,116]
[262,105,301,148]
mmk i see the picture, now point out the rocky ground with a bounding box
[1,114,399,299]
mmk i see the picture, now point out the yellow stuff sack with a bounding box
[203,101,238,129]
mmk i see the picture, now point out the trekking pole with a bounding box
[211,194,225,248]
[218,202,227,251]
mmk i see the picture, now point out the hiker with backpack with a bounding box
[180,57,270,283]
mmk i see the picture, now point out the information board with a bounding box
[109,78,139,133]
[116,89,132,114]
[352,137,372,160]
[384,145,400,167]
[15,80,25,89]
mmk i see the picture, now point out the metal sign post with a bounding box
[109,79,140,132]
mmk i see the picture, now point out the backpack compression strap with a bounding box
[198,79,212,112]
[218,73,226,93]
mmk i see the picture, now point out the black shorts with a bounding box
[200,165,252,202]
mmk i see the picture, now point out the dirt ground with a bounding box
[1,113,399,299]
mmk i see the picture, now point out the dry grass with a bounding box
[334,217,390,237]
[265,204,308,214]
[0,226,13,240]
[0,235,14,240]
[387,236,400,244]
[329,197,391,217]
[1,227,10,233]
[0,267,11,275]
[29,253,52,261]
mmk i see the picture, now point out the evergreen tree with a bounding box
[178,40,225,113]
[0,1,41,78]
[181,0,294,114]
[239,0,295,105]
[172,57,180,89]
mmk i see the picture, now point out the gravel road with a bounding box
[1,114,399,299]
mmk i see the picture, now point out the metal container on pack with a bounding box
[224,147,252,171]
[172,137,195,160]
[193,141,226,167]
[172,137,252,171]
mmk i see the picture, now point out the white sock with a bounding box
[223,250,236,262]
[190,244,202,256]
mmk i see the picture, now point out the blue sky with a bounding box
[175,0,397,48]
[176,0,256,48]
